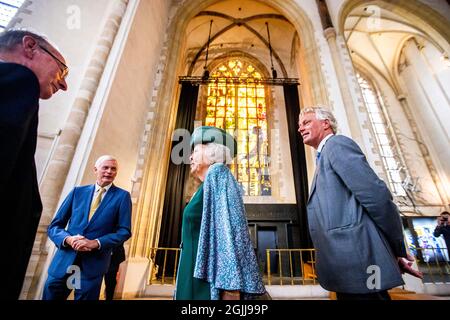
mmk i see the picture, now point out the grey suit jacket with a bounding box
[307,135,407,294]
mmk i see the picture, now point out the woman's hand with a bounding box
[221,290,240,300]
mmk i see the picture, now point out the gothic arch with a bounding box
[131,0,329,258]
[338,0,450,51]
[186,12,289,77]
[192,50,272,78]
[164,0,328,109]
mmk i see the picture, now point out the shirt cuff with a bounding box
[62,236,70,247]
[96,239,101,250]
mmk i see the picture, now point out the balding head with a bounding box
[0,29,68,99]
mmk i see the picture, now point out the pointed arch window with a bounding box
[357,73,406,196]
[0,0,25,32]
[204,59,271,196]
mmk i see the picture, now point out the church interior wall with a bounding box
[417,0,450,20]
[12,0,115,180]
[6,0,448,299]
[356,62,444,216]
[78,0,171,192]
[399,40,450,204]
[332,0,450,209]
[129,0,334,253]
[336,0,450,51]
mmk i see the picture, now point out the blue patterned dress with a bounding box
[194,163,265,300]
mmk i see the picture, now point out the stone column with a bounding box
[22,0,130,299]
[400,40,450,202]
[120,26,173,301]
[397,94,447,206]
[323,27,365,147]
[315,0,367,152]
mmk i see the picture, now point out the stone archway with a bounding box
[129,0,328,258]
[338,0,450,214]
[338,0,450,49]
[123,0,329,298]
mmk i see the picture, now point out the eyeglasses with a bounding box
[38,45,69,79]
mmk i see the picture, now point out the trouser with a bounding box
[42,274,103,300]
[104,262,121,300]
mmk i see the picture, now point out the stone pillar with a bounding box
[22,0,130,299]
[400,40,450,202]
[315,0,367,152]
[120,34,172,301]
[396,94,447,207]
[323,27,365,148]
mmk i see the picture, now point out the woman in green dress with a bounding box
[174,146,211,300]
[175,126,265,300]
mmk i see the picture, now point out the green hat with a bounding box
[190,126,237,156]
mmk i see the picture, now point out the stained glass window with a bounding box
[357,73,406,196]
[0,0,25,32]
[205,60,271,196]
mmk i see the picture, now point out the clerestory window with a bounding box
[357,72,406,196]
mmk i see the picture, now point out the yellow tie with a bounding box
[88,187,106,221]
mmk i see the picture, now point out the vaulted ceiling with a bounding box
[184,0,297,77]
[344,5,440,86]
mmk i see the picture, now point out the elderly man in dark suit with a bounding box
[0,29,68,300]
[43,155,132,300]
[298,106,422,300]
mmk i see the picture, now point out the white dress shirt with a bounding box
[317,133,334,153]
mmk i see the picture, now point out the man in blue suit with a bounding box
[43,155,132,300]
[298,106,422,300]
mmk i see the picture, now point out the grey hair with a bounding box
[203,143,233,165]
[0,29,54,52]
[95,155,117,169]
[300,105,338,133]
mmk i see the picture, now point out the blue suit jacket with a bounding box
[47,184,132,279]
[307,135,406,293]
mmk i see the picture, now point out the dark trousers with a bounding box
[104,261,121,300]
[104,245,125,300]
[336,290,391,300]
[42,274,103,300]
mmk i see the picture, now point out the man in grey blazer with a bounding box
[298,106,422,300]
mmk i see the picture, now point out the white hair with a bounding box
[203,143,233,165]
[95,155,117,169]
[300,105,338,133]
